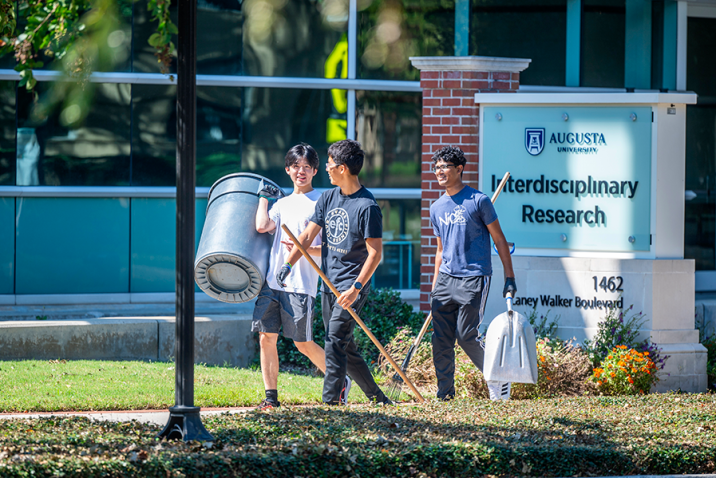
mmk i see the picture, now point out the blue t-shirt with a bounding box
[430,185,497,277]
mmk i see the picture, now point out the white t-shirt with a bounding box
[265,189,322,297]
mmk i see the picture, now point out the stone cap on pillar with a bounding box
[409,56,531,73]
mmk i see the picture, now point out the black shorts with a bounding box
[251,282,315,342]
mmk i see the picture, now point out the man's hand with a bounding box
[337,287,359,310]
[503,277,517,298]
[257,180,282,201]
[276,263,292,287]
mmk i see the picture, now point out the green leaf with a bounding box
[167,22,178,35]
[147,32,162,47]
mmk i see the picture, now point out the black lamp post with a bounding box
[158,0,213,442]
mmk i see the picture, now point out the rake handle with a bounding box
[281,224,425,403]
[491,172,510,204]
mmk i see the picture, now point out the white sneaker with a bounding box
[487,381,511,401]
[340,376,352,405]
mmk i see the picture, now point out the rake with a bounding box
[281,224,425,403]
[385,171,512,401]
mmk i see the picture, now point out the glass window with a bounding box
[243,0,347,78]
[16,83,131,186]
[242,87,344,188]
[581,0,625,88]
[356,90,421,188]
[196,0,242,75]
[684,17,716,271]
[0,82,15,185]
[131,85,242,187]
[373,199,421,289]
[358,0,455,81]
[469,0,566,86]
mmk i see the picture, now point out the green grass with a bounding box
[0,360,372,412]
[0,395,715,477]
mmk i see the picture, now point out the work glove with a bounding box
[257,179,282,201]
[276,263,292,288]
[503,277,517,298]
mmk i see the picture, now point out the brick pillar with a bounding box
[409,56,531,312]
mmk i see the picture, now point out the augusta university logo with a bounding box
[326,208,349,244]
[525,128,545,156]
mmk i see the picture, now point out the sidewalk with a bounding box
[0,406,253,426]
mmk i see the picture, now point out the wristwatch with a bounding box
[354,281,363,291]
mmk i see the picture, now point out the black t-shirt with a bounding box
[311,186,383,292]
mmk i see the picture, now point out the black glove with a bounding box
[257,180,282,201]
[503,277,517,298]
[276,263,292,287]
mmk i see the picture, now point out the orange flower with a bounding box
[610,372,616,378]
[628,377,634,384]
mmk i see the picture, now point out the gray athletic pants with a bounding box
[322,287,384,404]
[430,272,491,400]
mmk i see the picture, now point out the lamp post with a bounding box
[158,0,213,442]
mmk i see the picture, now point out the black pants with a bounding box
[322,288,384,404]
[430,272,491,399]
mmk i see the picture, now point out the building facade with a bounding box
[0,0,714,312]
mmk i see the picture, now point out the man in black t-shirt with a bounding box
[278,139,391,405]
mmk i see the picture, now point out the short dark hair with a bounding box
[285,143,319,170]
[432,146,466,170]
[327,139,364,176]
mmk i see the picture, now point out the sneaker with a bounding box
[340,376,352,405]
[487,381,511,401]
[256,398,280,410]
[371,392,394,406]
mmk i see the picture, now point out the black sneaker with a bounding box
[340,376,352,405]
[256,398,280,410]
[371,393,394,406]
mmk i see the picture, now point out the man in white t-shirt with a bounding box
[253,144,350,410]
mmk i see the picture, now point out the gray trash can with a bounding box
[195,173,285,303]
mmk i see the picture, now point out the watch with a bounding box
[354,281,363,291]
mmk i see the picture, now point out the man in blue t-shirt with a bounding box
[429,146,517,401]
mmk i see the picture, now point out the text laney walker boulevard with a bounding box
[512,295,625,310]
[490,174,640,226]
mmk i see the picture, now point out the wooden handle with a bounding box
[281,224,425,403]
[491,171,510,204]
[412,312,433,349]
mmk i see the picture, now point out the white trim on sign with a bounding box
[474,92,698,105]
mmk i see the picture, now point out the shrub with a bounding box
[701,335,716,390]
[380,329,596,400]
[265,288,426,372]
[591,345,659,395]
[583,304,669,376]
[524,307,560,339]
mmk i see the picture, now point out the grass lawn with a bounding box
[0,359,364,412]
[1,394,715,477]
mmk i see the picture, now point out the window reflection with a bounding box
[131,85,242,187]
[581,0,625,88]
[470,0,566,86]
[356,91,421,188]
[243,0,347,78]
[358,0,454,81]
[242,87,343,188]
[0,82,15,186]
[373,199,420,289]
[16,83,131,186]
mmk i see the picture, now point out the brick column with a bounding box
[409,56,531,312]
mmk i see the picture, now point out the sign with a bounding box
[482,106,652,252]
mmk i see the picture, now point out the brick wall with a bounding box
[419,69,520,311]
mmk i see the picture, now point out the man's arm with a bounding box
[336,237,382,309]
[432,236,443,289]
[486,218,516,296]
[284,221,322,268]
[255,197,276,233]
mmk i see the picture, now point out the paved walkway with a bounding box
[0,407,253,425]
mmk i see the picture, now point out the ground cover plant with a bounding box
[0,394,715,477]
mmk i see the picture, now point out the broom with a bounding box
[281,224,425,403]
[385,171,512,401]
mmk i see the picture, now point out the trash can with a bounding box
[195,173,285,303]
